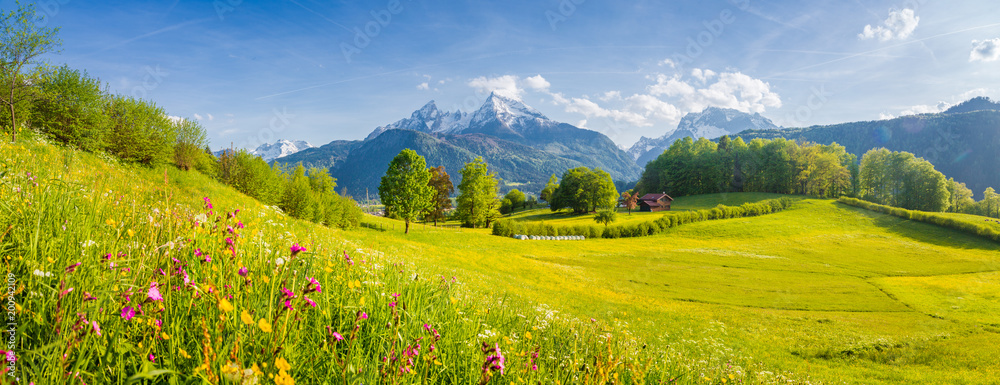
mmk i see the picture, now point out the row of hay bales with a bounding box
[511,235,585,240]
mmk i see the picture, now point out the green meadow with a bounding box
[7,137,1000,384]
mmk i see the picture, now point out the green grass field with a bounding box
[7,137,1000,384]
[357,197,1000,383]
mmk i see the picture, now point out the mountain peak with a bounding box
[251,139,314,161]
[471,92,546,128]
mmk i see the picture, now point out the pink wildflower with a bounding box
[121,306,135,321]
[65,262,81,273]
[290,243,306,256]
[332,332,344,341]
[238,266,248,277]
[147,282,163,301]
[91,321,102,336]
[305,296,317,307]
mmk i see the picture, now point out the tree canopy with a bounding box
[455,157,500,228]
[378,149,434,234]
[550,167,618,214]
[426,166,454,226]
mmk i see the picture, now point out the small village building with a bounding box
[638,193,673,212]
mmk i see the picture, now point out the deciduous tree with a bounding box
[0,1,61,141]
[378,149,434,234]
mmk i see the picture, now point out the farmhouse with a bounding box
[638,193,673,212]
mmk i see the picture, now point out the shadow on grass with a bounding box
[841,204,1000,252]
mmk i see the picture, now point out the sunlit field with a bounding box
[7,137,1000,384]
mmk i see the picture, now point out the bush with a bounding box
[104,95,176,166]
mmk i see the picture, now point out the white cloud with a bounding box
[691,68,717,83]
[207,113,214,121]
[878,112,896,120]
[859,8,919,42]
[600,91,621,101]
[896,101,952,117]
[467,75,523,100]
[194,113,203,121]
[970,38,1000,62]
[522,75,550,91]
[417,82,429,90]
[649,71,781,113]
[660,59,676,68]
[547,70,780,133]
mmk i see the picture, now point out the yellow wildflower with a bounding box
[275,357,291,371]
[218,298,234,313]
[262,275,270,284]
[525,331,533,340]
[161,333,170,340]
[240,310,254,325]
[127,229,135,238]
[179,348,191,359]
[258,318,272,333]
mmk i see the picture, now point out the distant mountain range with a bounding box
[280,93,641,196]
[213,139,314,161]
[626,107,780,167]
[258,95,1000,201]
[735,97,1000,198]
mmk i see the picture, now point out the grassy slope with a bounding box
[352,197,1000,384]
[9,138,1000,384]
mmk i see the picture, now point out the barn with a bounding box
[638,193,673,212]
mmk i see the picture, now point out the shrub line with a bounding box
[493,197,795,239]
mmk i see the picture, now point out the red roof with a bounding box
[640,193,673,201]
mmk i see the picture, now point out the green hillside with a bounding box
[7,137,1000,384]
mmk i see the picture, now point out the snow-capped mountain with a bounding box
[628,107,780,166]
[364,101,470,140]
[365,92,558,141]
[251,139,314,161]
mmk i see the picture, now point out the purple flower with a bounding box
[225,237,234,246]
[237,221,244,229]
[121,306,135,321]
[332,332,344,341]
[281,287,296,299]
[388,301,397,308]
[148,353,156,362]
[83,292,97,302]
[284,300,294,311]
[194,248,203,257]
[290,243,307,256]
[305,277,322,293]
[391,293,400,298]
[147,282,163,301]
[91,321,102,336]
[203,197,213,210]
[305,297,317,307]
[4,351,14,363]
[357,311,368,320]
[238,266,248,277]
[343,251,353,266]
[65,262,82,273]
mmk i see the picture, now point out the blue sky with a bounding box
[21,0,1000,150]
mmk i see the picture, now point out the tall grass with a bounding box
[1,138,778,384]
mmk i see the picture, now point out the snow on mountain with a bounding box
[468,92,547,129]
[251,139,314,161]
[364,100,469,141]
[627,107,780,166]
[365,92,552,141]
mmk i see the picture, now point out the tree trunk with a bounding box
[405,220,410,234]
[8,101,15,142]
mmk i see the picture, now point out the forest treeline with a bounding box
[9,63,361,228]
[636,136,1000,218]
